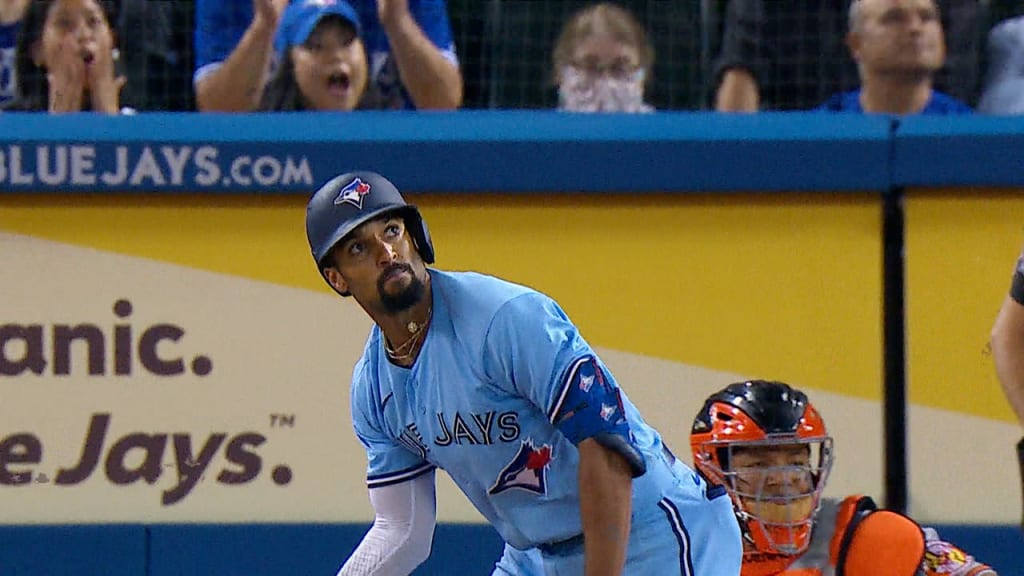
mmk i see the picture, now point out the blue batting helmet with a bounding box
[306,171,435,296]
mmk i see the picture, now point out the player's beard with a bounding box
[378,263,425,313]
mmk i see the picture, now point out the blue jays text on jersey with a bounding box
[351,269,709,550]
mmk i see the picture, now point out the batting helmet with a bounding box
[305,171,435,296]
[690,380,833,558]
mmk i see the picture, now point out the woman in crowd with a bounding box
[551,2,655,113]
[3,0,128,113]
[258,0,368,112]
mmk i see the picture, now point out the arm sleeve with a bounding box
[337,470,437,576]
[410,0,458,63]
[936,0,982,104]
[714,0,767,86]
[193,0,251,83]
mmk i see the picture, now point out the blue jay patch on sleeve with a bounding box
[549,356,630,444]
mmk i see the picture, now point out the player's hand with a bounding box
[253,0,289,30]
[47,35,86,113]
[377,0,411,27]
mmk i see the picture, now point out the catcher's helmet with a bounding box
[305,171,434,296]
[690,380,833,558]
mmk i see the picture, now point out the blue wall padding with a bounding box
[0,524,147,576]
[0,523,1018,575]
[147,523,505,576]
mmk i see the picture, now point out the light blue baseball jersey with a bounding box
[350,269,723,553]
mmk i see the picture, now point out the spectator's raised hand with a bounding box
[46,36,86,113]
[254,0,290,30]
[376,0,410,26]
[86,33,126,114]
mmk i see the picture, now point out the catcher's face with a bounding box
[731,445,813,496]
[726,443,824,556]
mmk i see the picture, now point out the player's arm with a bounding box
[336,470,437,576]
[992,291,1024,427]
[194,0,286,112]
[577,437,634,576]
[378,0,463,109]
[553,357,644,576]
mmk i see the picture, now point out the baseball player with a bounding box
[305,171,742,576]
[690,380,998,576]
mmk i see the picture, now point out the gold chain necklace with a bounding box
[385,306,432,362]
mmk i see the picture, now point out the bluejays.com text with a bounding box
[0,145,313,188]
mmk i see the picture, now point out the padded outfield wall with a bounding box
[0,113,1021,574]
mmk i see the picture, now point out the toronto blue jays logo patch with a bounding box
[334,177,371,209]
[488,439,553,495]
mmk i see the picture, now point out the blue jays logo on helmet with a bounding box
[488,439,553,496]
[334,177,372,209]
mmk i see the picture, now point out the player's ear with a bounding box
[836,510,926,576]
[323,266,349,295]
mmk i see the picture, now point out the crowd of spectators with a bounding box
[0,0,1021,115]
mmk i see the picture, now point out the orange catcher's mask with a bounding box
[690,380,834,559]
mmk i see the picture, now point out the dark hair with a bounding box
[3,0,118,112]
[258,50,309,112]
[258,15,364,112]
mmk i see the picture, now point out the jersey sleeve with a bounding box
[481,292,645,475]
[920,527,997,576]
[350,358,435,489]
[481,292,595,414]
[193,0,252,83]
[409,0,458,63]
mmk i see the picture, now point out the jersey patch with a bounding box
[550,356,630,444]
[923,540,970,573]
[488,439,553,496]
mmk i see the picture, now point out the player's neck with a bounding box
[378,286,434,366]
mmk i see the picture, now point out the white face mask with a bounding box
[558,66,652,113]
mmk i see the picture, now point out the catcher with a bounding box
[690,379,997,576]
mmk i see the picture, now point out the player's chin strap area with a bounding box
[1017,437,1024,532]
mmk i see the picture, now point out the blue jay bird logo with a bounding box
[488,439,553,495]
[334,177,372,209]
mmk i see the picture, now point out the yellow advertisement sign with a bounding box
[0,192,1014,523]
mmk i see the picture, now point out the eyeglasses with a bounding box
[569,61,641,81]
